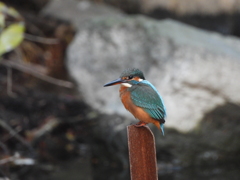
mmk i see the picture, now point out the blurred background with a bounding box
[0,0,240,179]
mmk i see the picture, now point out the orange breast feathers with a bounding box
[119,85,161,129]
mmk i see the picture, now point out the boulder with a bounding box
[140,0,240,15]
[41,0,124,29]
[67,16,240,132]
[84,0,240,15]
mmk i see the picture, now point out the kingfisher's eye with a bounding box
[128,75,133,79]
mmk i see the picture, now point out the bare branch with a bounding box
[24,33,60,44]
[0,153,35,165]
[0,141,9,155]
[30,118,60,143]
[0,59,74,88]
[0,119,35,156]
[7,67,16,97]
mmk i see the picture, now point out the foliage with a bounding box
[0,2,25,57]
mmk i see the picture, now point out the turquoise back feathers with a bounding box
[128,80,166,123]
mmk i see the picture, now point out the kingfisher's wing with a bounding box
[130,82,166,122]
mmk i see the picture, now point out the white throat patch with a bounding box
[121,83,132,87]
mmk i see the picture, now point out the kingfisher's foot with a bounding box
[134,121,147,128]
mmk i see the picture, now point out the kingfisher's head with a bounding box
[103,68,145,87]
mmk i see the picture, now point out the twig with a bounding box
[0,119,35,157]
[7,67,12,95]
[6,67,16,97]
[0,141,9,155]
[0,141,10,180]
[0,59,74,88]
[14,47,24,63]
[0,153,35,165]
[31,118,60,143]
[24,33,60,44]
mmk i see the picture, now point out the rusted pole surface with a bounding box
[127,125,158,180]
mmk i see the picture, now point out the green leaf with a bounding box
[0,13,4,29]
[0,22,25,56]
[0,2,6,11]
[0,2,6,30]
[0,2,21,19]
[7,7,21,19]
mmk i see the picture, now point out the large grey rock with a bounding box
[41,0,124,28]
[140,0,240,14]
[73,0,240,15]
[67,16,240,132]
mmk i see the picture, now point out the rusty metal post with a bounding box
[127,125,158,180]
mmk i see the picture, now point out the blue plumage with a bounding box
[128,80,166,122]
[104,68,166,135]
[141,80,166,117]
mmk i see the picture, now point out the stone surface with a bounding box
[99,0,240,15]
[41,0,124,29]
[67,16,240,132]
[140,0,240,15]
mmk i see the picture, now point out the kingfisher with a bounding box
[103,68,166,135]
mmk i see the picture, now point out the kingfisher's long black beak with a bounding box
[104,78,124,87]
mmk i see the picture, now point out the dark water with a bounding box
[94,165,240,180]
[159,166,240,180]
[47,156,240,180]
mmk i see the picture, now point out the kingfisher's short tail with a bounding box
[153,121,165,136]
[160,123,164,136]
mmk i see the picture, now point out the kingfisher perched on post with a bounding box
[103,68,166,135]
